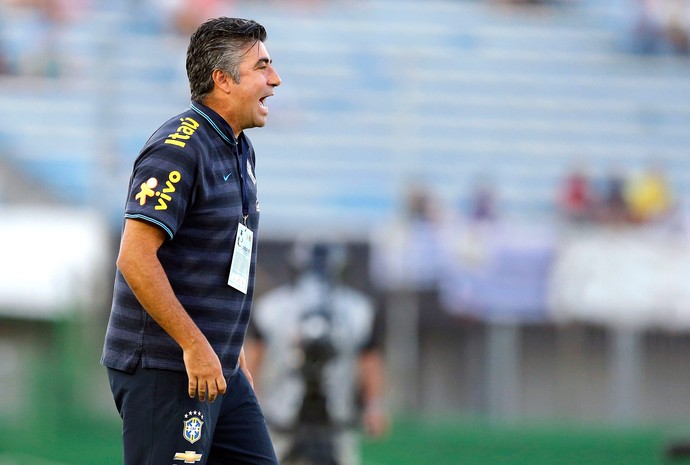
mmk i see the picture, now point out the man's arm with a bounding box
[358,349,389,437]
[117,218,227,402]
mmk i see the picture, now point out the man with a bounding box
[101,17,281,465]
[245,243,388,465]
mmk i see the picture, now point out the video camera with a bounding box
[283,243,346,465]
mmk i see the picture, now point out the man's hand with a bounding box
[183,341,227,402]
[363,401,389,438]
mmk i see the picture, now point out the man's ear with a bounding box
[212,69,234,94]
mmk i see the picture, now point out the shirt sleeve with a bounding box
[124,142,198,239]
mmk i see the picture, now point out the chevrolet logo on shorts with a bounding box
[174,450,203,463]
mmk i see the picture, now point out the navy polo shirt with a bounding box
[101,101,260,376]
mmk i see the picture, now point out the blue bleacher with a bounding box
[0,0,689,236]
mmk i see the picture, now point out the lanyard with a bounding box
[237,138,250,224]
[190,103,250,224]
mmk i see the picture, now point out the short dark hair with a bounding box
[186,17,267,102]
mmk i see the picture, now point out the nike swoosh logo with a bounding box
[223,173,232,181]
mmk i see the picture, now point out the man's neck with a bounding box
[201,96,241,139]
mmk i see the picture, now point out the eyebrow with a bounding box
[254,57,271,67]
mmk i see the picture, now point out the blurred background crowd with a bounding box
[1,0,690,464]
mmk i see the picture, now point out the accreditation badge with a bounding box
[227,222,253,294]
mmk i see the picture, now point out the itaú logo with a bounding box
[165,117,200,148]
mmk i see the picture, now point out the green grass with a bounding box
[362,417,675,465]
[0,412,684,465]
[0,414,122,465]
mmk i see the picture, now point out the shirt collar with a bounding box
[190,101,239,147]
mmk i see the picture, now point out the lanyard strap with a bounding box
[237,138,250,223]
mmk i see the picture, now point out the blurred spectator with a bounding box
[440,181,554,322]
[665,0,690,54]
[150,0,228,35]
[0,0,78,77]
[624,0,690,55]
[0,45,9,75]
[445,177,499,282]
[489,0,559,6]
[246,242,388,465]
[469,178,498,223]
[625,163,674,224]
[559,162,596,224]
[370,183,448,291]
[628,0,665,54]
[596,167,631,225]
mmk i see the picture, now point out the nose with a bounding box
[269,66,281,87]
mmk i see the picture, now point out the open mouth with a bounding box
[259,94,273,113]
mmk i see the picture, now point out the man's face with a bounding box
[226,41,281,133]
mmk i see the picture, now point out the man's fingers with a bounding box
[186,362,225,402]
[207,381,218,403]
[206,377,227,403]
[217,376,227,395]
[188,377,198,399]
[198,381,207,402]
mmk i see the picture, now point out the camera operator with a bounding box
[245,242,388,465]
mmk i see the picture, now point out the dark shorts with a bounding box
[107,365,278,465]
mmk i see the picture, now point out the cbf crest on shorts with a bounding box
[183,411,204,444]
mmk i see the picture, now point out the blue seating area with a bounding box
[0,0,689,235]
